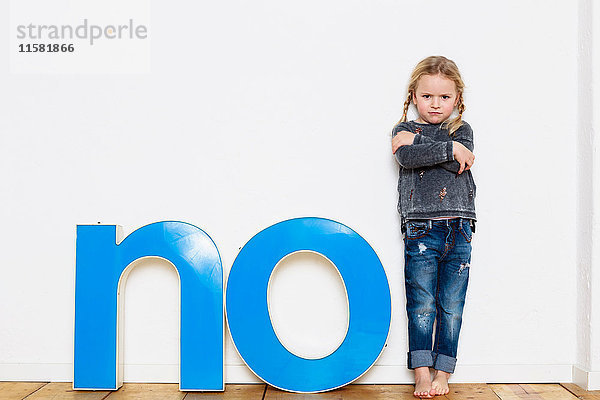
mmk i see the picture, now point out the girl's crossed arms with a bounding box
[392,129,475,174]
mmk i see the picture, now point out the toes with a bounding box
[428,385,450,397]
[414,390,432,399]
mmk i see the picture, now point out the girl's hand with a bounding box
[392,131,416,153]
[453,141,475,174]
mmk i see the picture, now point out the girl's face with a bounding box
[412,74,459,124]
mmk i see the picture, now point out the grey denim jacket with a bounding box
[392,120,477,228]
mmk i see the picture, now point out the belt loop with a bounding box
[428,220,432,229]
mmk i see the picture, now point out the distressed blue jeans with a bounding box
[403,218,473,374]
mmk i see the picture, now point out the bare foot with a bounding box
[413,367,433,398]
[430,370,450,396]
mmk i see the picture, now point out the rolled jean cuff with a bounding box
[407,350,433,369]
[432,352,456,373]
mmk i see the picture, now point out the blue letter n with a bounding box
[74,221,223,391]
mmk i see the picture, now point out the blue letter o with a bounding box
[226,217,391,393]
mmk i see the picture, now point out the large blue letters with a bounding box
[74,218,391,393]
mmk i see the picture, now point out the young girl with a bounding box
[391,56,476,398]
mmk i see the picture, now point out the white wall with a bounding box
[591,0,600,383]
[575,0,600,390]
[0,0,584,385]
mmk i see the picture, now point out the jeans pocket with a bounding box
[459,220,473,243]
[406,221,431,240]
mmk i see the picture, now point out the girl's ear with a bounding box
[412,91,417,105]
[453,93,460,107]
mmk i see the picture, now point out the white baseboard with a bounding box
[573,365,600,390]
[0,363,72,382]
[223,364,574,384]
[0,363,262,384]
[0,363,574,385]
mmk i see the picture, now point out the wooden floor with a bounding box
[1,383,600,400]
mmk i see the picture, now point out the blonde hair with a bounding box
[397,56,465,136]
